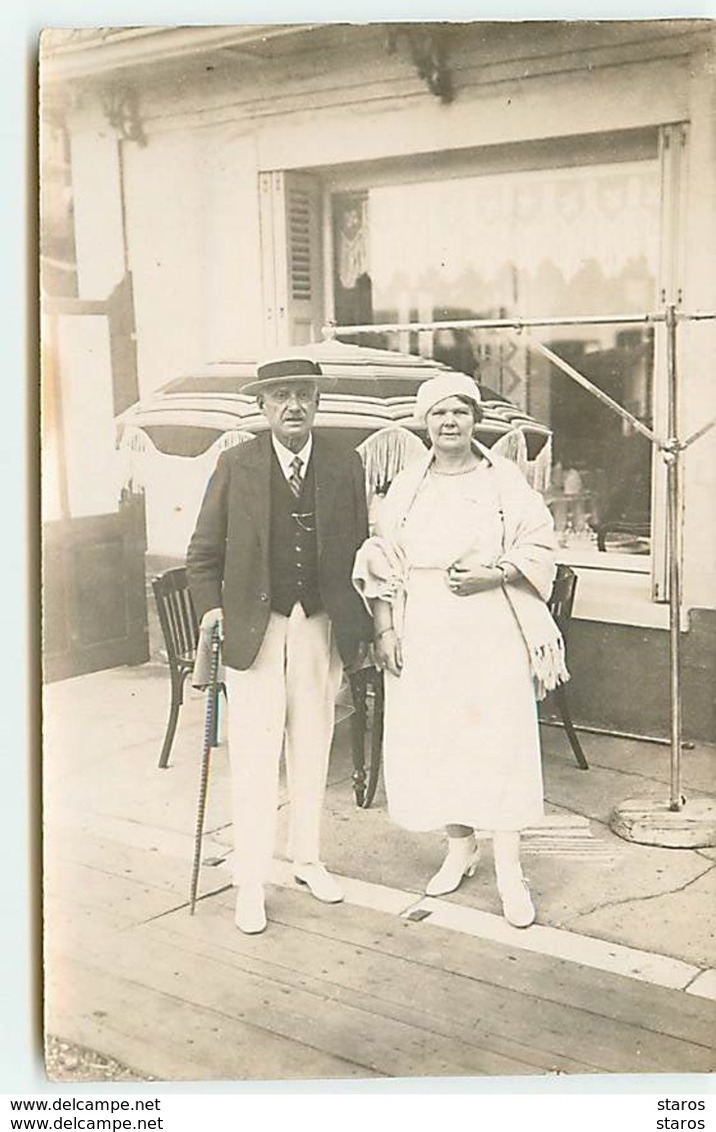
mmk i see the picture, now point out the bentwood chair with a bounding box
[151,566,200,768]
[348,562,588,808]
[543,563,589,770]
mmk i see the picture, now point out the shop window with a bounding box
[332,192,373,335]
[330,155,661,562]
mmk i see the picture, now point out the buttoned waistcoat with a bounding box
[187,431,372,671]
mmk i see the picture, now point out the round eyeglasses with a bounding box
[263,385,317,405]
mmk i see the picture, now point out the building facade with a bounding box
[40,22,716,737]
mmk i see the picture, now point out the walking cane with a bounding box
[189,622,221,915]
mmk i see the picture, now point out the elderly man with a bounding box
[187,357,371,934]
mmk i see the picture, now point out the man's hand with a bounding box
[200,607,224,640]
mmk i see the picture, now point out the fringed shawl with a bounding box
[352,440,569,700]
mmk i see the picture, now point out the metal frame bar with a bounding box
[666,305,684,809]
[325,305,716,812]
[323,309,715,337]
[528,341,663,448]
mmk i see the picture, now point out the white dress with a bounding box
[382,463,544,833]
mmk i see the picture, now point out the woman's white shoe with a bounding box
[498,877,536,928]
[425,840,480,897]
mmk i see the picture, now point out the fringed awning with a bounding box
[117,425,150,494]
[355,423,552,505]
[216,429,256,453]
[116,341,553,502]
[117,425,256,497]
[491,427,528,475]
[356,426,426,498]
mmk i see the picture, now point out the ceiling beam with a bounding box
[40,24,322,83]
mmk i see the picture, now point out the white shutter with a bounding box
[259,170,323,350]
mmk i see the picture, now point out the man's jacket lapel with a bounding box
[242,433,271,552]
[312,436,337,551]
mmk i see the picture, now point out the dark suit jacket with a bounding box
[186,432,372,671]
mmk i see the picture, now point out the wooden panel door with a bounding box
[43,495,149,683]
[42,296,148,683]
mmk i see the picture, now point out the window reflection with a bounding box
[331,155,659,557]
[332,192,373,338]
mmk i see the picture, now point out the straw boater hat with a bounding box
[241,356,323,396]
[414,371,482,426]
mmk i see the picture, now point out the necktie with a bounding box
[288,456,303,497]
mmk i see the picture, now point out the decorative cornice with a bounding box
[99,84,147,146]
[40,24,319,83]
[386,24,455,104]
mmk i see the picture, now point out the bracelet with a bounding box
[375,627,394,639]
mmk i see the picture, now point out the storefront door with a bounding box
[42,296,148,682]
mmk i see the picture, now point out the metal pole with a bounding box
[683,415,716,450]
[529,341,663,447]
[324,312,669,335]
[665,304,684,812]
[325,310,716,338]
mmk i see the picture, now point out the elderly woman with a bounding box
[353,373,566,928]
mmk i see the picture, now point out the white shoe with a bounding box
[234,884,267,934]
[293,863,344,904]
[425,839,480,897]
[498,877,536,928]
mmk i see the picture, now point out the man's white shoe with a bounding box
[234,884,267,934]
[293,863,344,904]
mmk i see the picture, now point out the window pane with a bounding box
[331,155,659,558]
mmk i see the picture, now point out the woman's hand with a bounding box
[446,554,502,597]
[374,627,403,677]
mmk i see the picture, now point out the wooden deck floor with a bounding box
[44,826,716,1083]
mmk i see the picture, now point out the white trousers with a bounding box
[224,604,343,886]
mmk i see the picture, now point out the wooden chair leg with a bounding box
[348,670,368,806]
[554,684,589,770]
[363,671,384,809]
[158,700,180,769]
[158,668,186,769]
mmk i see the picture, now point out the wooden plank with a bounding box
[43,830,715,1078]
[48,885,713,1078]
[264,887,716,1051]
[149,907,587,1077]
[46,826,199,897]
[45,833,716,1054]
[52,909,541,1080]
[45,895,579,1077]
[148,893,714,1076]
[43,859,183,926]
[45,853,584,1076]
[48,957,376,1083]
